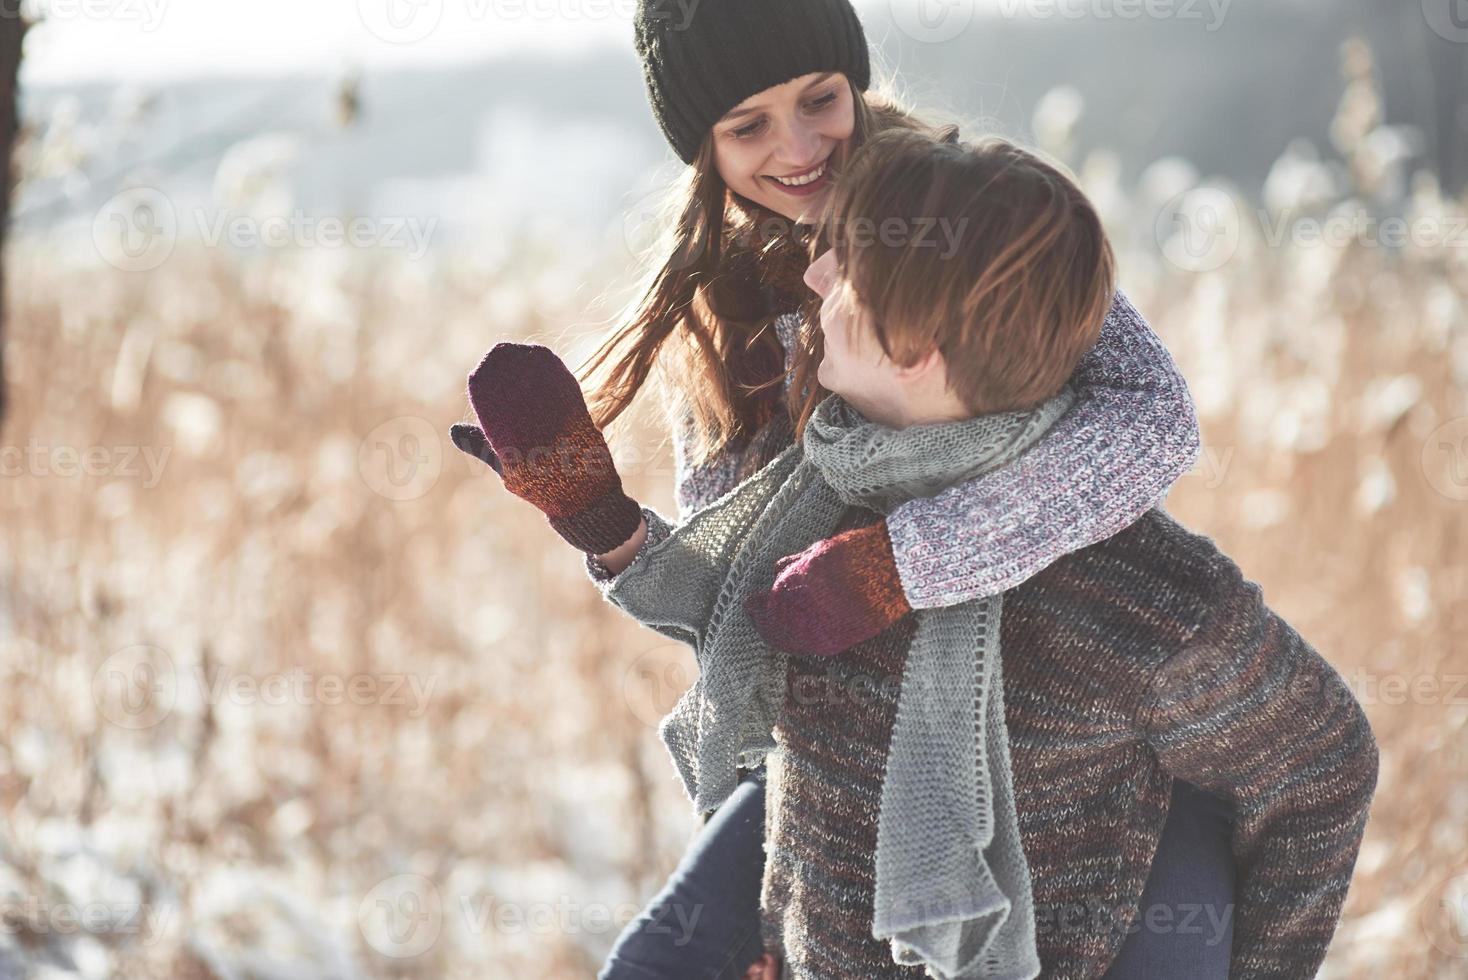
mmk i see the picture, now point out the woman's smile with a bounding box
[765,156,832,197]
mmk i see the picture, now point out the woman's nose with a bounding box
[775,119,824,173]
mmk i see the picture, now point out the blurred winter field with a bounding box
[0,2,1466,978]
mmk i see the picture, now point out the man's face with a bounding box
[804,248,908,426]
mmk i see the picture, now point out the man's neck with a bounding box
[877,393,975,431]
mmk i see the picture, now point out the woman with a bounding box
[459,1,1234,976]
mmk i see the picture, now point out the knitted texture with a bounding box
[448,422,500,474]
[663,288,1201,609]
[757,590,934,979]
[462,343,642,555]
[634,0,872,163]
[592,502,1380,978]
[584,290,1377,976]
[885,288,1201,607]
[595,390,1076,978]
[743,520,911,657]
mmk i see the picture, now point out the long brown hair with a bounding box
[575,77,934,469]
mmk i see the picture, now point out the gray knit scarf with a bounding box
[611,388,1074,979]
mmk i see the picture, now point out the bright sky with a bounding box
[33,0,1258,87]
[22,0,656,85]
[24,0,1054,85]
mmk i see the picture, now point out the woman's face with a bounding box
[711,71,855,225]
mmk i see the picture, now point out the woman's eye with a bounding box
[807,92,838,111]
[732,119,765,139]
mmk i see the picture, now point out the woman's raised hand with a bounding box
[448,342,642,555]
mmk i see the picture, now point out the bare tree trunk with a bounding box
[0,0,25,431]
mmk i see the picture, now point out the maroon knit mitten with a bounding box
[449,423,502,475]
[451,342,642,555]
[742,521,913,657]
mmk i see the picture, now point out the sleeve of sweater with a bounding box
[886,286,1203,608]
[1141,555,1380,979]
[581,393,749,641]
[582,505,706,650]
[584,394,701,587]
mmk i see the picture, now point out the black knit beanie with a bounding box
[635,0,872,164]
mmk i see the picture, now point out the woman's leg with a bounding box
[1101,777,1237,978]
[598,765,769,980]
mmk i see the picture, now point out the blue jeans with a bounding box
[599,767,1235,979]
[598,765,770,980]
[1101,777,1236,978]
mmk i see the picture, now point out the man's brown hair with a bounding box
[793,126,1115,431]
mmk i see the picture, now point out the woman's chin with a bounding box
[757,187,833,226]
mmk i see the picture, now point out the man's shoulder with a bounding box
[1009,506,1246,654]
[1086,505,1236,581]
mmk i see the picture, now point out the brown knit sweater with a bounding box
[588,295,1377,977]
[748,502,1378,979]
